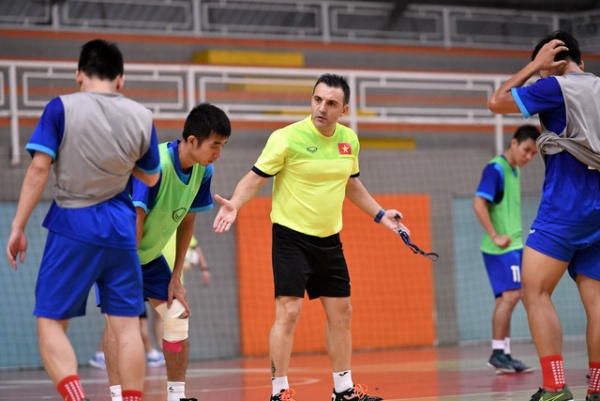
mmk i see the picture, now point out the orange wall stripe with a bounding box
[7,28,600,63]
[0,117,519,135]
[0,28,536,59]
[236,194,435,356]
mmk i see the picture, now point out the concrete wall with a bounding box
[0,28,589,368]
[2,133,560,368]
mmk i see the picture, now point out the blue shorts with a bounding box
[528,156,600,281]
[526,226,600,281]
[95,255,173,307]
[94,290,151,318]
[482,249,523,298]
[142,255,172,302]
[35,231,144,319]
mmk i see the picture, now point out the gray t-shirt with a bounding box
[55,91,154,207]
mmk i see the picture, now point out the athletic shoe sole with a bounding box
[487,362,516,374]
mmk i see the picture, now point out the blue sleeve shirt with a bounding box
[511,75,599,226]
[132,140,214,214]
[512,77,566,134]
[26,97,65,160]
[28,96,160,249]
[476,160,504,204]
[26,97,161,175]
[137,125,161,174]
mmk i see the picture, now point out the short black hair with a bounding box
[182,102,231,142]
[512,124,540,144]
[78,39,124,81]
[313,73,350,105]
[531,30,581,64]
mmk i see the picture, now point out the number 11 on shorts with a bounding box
[511,265,521,283]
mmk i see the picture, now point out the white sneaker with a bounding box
[146,349,166,367]
[89,352,106,369]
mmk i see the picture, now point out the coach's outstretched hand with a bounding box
[384,209,410,236]
[213,194,238,234]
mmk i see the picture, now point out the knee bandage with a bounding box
[155,300,189,350]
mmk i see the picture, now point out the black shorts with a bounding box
[272,223,350,300]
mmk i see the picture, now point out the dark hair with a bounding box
[531,30,581,64]
[182,103,231,142]
[313,73,350,105]
[512,124,540,144]
[78,39,124,81]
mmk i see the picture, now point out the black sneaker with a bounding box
[586,393,600,401]
[180,398,198,401]
[270,388,296,401]
[332,384,383,401]
[487,352,516,374]
[505,354,535,373]
[529,385,573,401]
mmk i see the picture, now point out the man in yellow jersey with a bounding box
[213,73,409,401]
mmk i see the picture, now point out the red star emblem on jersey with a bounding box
[338,142,352,154]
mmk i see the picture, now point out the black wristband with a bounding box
[374,208,386,223]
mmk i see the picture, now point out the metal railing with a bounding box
[0,59,532,165]
[1,0,599,51]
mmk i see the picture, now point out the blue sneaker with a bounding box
[146,349,166,367]
[88,352,106,369]
[505,354,535,373]
[487,352,515,374]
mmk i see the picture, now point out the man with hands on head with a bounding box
[489,30,600,401]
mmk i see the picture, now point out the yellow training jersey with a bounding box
[254,116,360,237]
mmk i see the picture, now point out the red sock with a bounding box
[540,355,565,392]
[589,361,600,394]
[56,375,87,401]
[122,389,143,401]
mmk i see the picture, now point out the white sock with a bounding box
[492,339,505,351]
[167,381,186,401]
[333,370,353,393]
[504,337,511,355]
[109,385,122,401]
[272,376,289,396]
